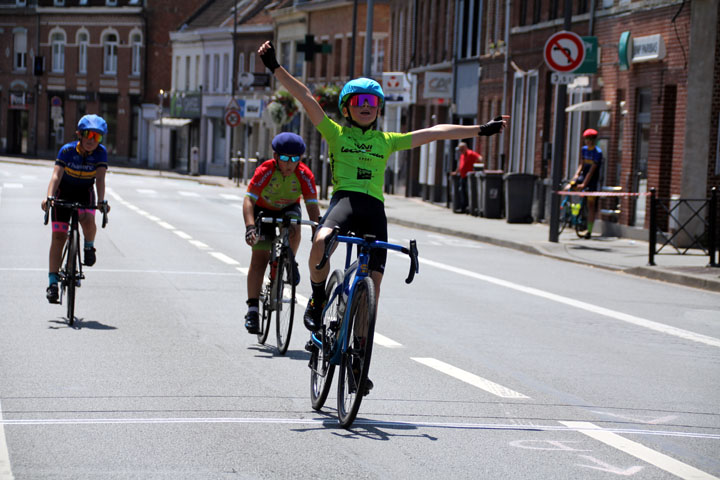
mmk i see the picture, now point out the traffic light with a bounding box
[34,56,44,76]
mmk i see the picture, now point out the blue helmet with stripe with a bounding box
[338,77,385,112]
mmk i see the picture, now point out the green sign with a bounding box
[574,36,598,74]
[170,92,201,118]
[618,31,632,71]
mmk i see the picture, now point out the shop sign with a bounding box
[9,91,32,110]
[618,31,632,71]
[67,91,97,102]
[631,34,666,63]
[423,72,452,99]
[382,72,415,104]
[170,92,201,118]
[237,98,264,119]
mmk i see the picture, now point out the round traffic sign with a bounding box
[544,31,585,73]
[225,109,240,127]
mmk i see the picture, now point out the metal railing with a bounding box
[648,187,718,267]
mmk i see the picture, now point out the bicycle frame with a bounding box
[310,233,418,366]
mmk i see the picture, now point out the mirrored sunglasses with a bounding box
[278,154,300,163]
[348,94,380,107]
[82,131,103,143]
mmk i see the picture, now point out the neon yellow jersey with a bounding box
[316,115,413,202]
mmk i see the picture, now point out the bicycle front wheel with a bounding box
[310,270,342,411]
[257,283,271,344]
[275,249,296,355]
[337,276,376,428]
[65,232,78,325]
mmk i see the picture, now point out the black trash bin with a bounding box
[467,172,479,216]
[504,172,537,223]
[478,170,504,218]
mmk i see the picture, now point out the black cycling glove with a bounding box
[260,42,281,73]
[478,116,504,136]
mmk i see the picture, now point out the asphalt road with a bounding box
[1,162,719,479]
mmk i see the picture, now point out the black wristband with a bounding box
[478,116,504,137]
[260,42,281,73]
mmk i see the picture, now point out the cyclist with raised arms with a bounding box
[243,132,321,334]
[258,41,508,340]
[42,114,110,303]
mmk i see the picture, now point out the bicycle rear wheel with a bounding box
[558,198,569,234]
[275,249,296,355]
[310,270,342,411]
[337,276,376,428]
[65,232,78,325]
[257,283,271,344]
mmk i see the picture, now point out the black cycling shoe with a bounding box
[303,296,325,332]
[83,247,96,266]
[352,360,373,396]
[244,311,260,334]
[46,283,59,304]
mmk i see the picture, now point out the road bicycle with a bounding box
[44,197,108,326]
[256,215,317,355]
[559,183,589,238]
[308,228,418,428]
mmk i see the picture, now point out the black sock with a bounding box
[246,298,259,308]
[311,281,326,301]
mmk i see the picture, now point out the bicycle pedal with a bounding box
[304,340,317,353]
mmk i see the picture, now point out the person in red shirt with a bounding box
[451,142,483,213]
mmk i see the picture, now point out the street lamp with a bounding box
[158,89,168,174]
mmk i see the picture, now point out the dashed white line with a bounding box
[2,183,22,189]
[374,333,403,348]
[421,257,720,349]
[173,230,192,240]
[136,189,157,195]
[412,357,530,399]
[220,194,243,201]
[157,221,175,230]
[561,421,720,480]
[178,191,200,197]
[209,252,240,265]
[190,240,210,250]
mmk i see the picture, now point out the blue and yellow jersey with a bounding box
[56,141,108,190]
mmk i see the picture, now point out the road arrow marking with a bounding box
[576,455,644,476]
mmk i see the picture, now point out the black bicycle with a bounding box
[44,197,108,325]
[256,215,317,354]
[559,182,589,238]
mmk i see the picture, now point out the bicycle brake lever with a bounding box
[405,240,419,284]
[315,227,339,270]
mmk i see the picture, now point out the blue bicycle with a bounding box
[308,229,419,428]
[559,182,589,238]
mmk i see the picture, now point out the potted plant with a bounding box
[313,84,341,119]
[267,89,299,126]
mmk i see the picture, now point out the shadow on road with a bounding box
[47,317,117,330]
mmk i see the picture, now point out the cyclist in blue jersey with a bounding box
[42,114,110,303]
[568,128,603,239]
[258,41,509,338]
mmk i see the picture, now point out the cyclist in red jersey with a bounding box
[243,132,321,333]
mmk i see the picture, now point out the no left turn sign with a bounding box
[544,31,585,73]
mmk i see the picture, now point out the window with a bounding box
[13,29,27,71]
[372,37,385,76]
[106,0,117,5]
[103,33,118,74]
[78,32,88,74]
[204,55,210,90]
[238,52,245,73]
[51,31,66,73]
[195,55,200,90]
[16,0,27,6]
[523,71,539,173]
[249,53,256,73]
[457,0,482,59]
[223,53,229,92]
[292,42,303,77]
[280,41,291,71]
[54,0,64,5]
[185,56,191,91]
[509,73,525,172]
[131,33,142,76]
[213,54,220,92]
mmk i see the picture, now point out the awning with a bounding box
[565,100,611,112]
[153,117,192,128]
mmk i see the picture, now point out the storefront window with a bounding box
[212,117,226,164]
[100,96,117,154]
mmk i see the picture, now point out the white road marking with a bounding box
[421,257,720,349]
[209,252,240,265]
[0,401,13,480]
[20,175,36,180]
[561,421,720,480]
[178,191,200,197]
[0,267,239,276]
[590,411,678,425]
[220,194,243,201]
[411,357,530,399]
[189,240,210,250]
[2,183,22,189]
[173,230,192,240]
[156,221,175,230]
[146,215,160,222]
[374,333,403,348]
[136,189,157,195]
[236,267,249,275]
[575,456,644,476]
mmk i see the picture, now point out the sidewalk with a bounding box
[4,156,720,293]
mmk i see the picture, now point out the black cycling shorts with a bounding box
[51,186,95,225]
[253,202,302,251]
[320,190,387,274]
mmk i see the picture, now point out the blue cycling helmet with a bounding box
[77,114,108,135]
[271,132,306,156]
[338,77,385,112]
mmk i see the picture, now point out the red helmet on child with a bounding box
[583,128,598,138]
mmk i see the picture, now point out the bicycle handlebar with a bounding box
[259,216,318,228]
[315,228,420,284]
[44,197,109,229]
